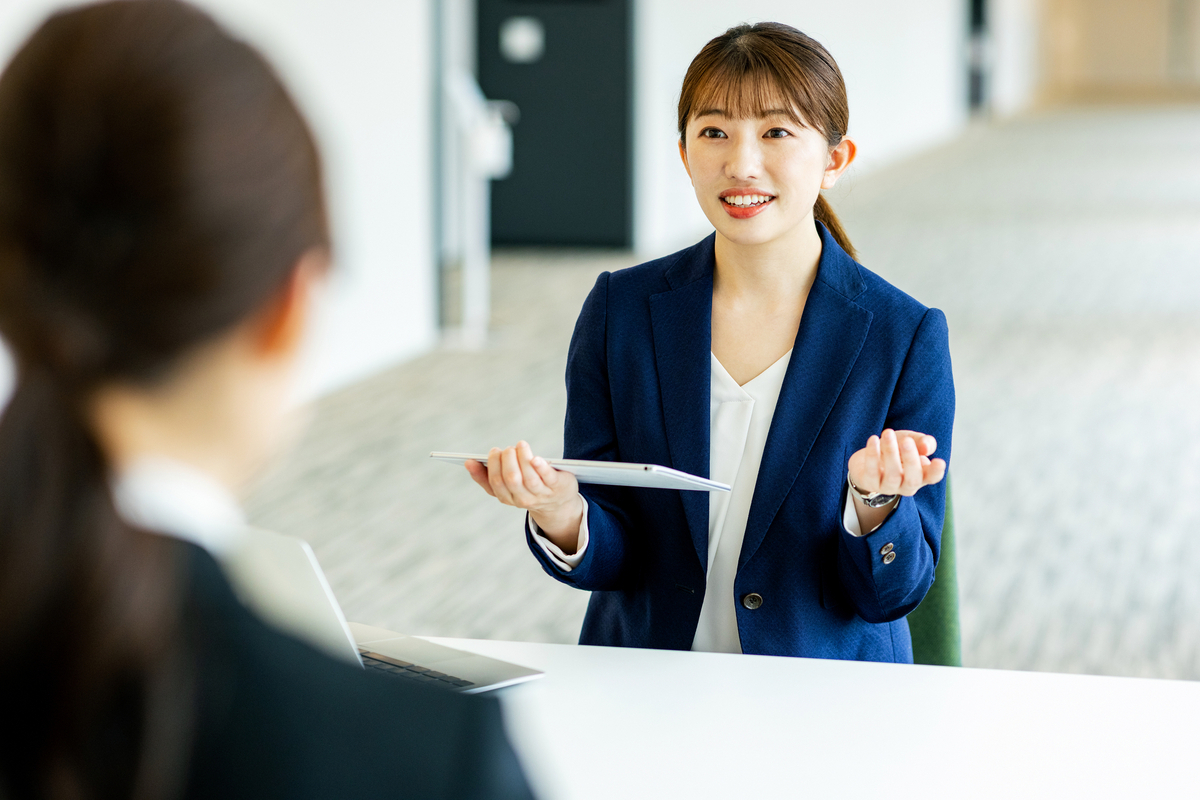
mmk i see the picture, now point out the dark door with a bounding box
[477,0,632,247]
[967,0,987,111]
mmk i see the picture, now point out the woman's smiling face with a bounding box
[680,107,854,248]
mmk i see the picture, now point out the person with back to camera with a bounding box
[0,2,534,798]
[468,22,955,661]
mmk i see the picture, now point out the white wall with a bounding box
[990,0,1043,116]
[633,0,970,255]
[0,0,436,399]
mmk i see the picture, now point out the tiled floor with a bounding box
[247,106,1200,680]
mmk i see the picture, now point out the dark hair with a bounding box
[0,1,328,797]
[677,22,856,259]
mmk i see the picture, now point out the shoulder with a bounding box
[846,262,936,326]
[178,544,530,799]
[840,262,950,377]
[813,229,948,369]
[814,221,939,332]
[574,236,713,337]
[180,541,480,729]
[602,234,714,297]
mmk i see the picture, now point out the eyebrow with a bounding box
[694,108,801,120]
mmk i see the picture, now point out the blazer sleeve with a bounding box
[835,307,955,624]
[525,271,636,590]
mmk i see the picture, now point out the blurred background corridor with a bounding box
[5,0,1200,679]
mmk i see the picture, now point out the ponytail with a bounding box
[814,194,857,261]
[0,369,193,800]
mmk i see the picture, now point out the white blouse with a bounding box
[691,350,792,653]
[532,352,868,653]
[112,455,246,553]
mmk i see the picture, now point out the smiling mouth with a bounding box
[720,193,775,208]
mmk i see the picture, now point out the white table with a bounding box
[409,636,1197,799]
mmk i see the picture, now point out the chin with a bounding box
[711,221,782,247]
[704,204,814,249]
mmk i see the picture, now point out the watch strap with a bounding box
[846,471,898,509]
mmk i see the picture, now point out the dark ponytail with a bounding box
[0,370,191,799]
[0,1,329,796]
[813,195,856,261]
[677,22,859,260]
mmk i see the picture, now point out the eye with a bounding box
[764,128,791,139]
[699,127,727,139]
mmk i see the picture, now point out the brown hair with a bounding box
[677,22,856,259]
[0,1,328,797]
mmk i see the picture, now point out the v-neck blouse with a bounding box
[691,349,793,653]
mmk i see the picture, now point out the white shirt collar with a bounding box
[112,456,246,556]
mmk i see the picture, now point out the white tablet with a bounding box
[430,452,731,492]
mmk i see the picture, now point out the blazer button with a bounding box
[882,551,897,565]
[880,542,894,556]
[742,592,763,610]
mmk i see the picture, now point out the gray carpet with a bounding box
[247,106,1200,679]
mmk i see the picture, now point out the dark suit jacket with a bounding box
[181,543,534,799]
[527,223,955,663]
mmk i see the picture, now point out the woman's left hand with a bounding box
[845,429,945,534]
[847,428,946,498]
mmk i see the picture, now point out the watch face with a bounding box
[863,493,898,508]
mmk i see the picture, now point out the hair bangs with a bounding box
[681,47,832,140]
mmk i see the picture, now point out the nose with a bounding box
[725,135,762,181]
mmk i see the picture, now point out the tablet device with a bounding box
[430,452,731,492]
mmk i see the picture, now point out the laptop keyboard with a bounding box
[359,649,476,690]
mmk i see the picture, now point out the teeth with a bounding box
[724,194,772,207]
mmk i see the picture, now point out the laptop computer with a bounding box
[221,526,543,693]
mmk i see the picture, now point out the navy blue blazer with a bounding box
[527,223,955,663]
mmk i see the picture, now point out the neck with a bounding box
[87,337,289,496]
[91,385,251,494]
[712,214,823,302]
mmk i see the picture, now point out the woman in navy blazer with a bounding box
[468,23,954,663]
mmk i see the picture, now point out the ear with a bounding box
[251,248,330,361]
[821,136,857,190]
[678,139,692,181]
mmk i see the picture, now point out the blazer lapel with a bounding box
[649,239,715,571]
[738,229,873,569]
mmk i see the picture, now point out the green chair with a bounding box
[907,478,961,666]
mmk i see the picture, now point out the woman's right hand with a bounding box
[465,441,585,554]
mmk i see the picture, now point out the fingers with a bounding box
[898,435,924,495]
[531,454,559,489]
[879,429,903,494]
[465,459,495,497]
[895,430,945,488]
[517,442,549,495]
[499,444,539,508]
[484,442,573,510]
[851,428,947,500]
[923,457,947,487]
[487,447,517,506]
[894,430,937,457]
[857,435,882,493]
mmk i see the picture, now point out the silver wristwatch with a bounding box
[847,471,898,508]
